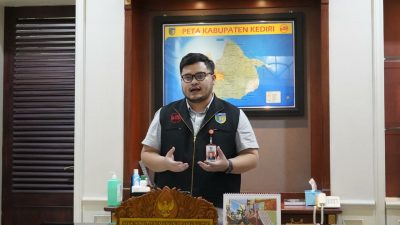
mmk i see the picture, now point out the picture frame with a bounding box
[153,13,304,117]
[223,193,281,225]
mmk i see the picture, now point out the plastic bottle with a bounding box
[107,172,122,206]
[133,169,140,187]
[131,170,134,188]
[140,175,147,187]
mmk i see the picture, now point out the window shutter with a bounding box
[11,16,75,192]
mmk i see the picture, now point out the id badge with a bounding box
[206,144,217,162]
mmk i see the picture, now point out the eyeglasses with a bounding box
[181,72,212,83]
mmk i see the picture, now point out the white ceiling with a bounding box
[0,0,75,7]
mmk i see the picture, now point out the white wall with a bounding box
[74,0,125,222]
[330,0,374,199]
[330,0,386,224]
[387,198,400,225]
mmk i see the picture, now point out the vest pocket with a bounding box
[212,124,235,134]
[209,126,235,146]
[165,126,182,131]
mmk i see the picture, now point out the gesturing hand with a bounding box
[197,146,229,172]
[165,147,189,172]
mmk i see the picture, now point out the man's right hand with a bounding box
[141,145,189,172]
[164,147,189,172]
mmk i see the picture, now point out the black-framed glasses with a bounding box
[181,72,212,83]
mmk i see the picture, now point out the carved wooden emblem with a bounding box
[154,188,178,217]
[115,187,217,225]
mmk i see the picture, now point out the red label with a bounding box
[170,113,182,123]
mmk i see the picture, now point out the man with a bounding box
[141,53,259,208]
[207,151,216,161]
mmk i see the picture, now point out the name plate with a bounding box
[120,218,213,225]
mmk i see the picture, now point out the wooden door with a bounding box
[2,6,75,225]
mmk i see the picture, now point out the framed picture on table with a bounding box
[223,193,281,225]
[153,13,304,117]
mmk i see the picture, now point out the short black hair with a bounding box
[179,53,215,74]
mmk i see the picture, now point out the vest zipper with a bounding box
[191,135,196,194]
[172,107,223,195]
[189,109,222,195]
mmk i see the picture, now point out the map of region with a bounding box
[214,41,263,99]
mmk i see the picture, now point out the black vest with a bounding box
[155,97,241,207]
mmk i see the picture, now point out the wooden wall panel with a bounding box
[384,62,400,196]
[123,4,134,198]
[123,4,151,197]
[384,0,400,197]
[310,0,330,192]
[124,0,330,194]
[386,130,400,197]
[384,0,400,56]
[385,62,400,128]
[132,0,318,11]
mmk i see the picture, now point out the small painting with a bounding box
[223,193,281,225]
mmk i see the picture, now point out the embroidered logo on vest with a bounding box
[215,113,226,124]
[170,113,182,123]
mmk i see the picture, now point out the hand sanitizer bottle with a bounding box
[107,172,122,206]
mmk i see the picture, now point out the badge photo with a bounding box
[205,144,217,162]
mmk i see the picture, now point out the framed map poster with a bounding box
[153,13,304,116]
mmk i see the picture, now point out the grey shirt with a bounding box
[142,100,259,152]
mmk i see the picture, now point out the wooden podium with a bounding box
[114,187,218,225]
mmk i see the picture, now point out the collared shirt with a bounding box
[142,98,259,152]
[186,94,214,136]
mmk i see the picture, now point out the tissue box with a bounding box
[304,190,321,206]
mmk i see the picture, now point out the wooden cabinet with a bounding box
[282,206,341,224]
[281,193,341,224]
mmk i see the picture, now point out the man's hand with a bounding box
[141,145,189,172]
[197,146,229,172]
[165,147,189,172]
[197,147,259,174]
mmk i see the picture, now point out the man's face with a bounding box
[181,62,215,104]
